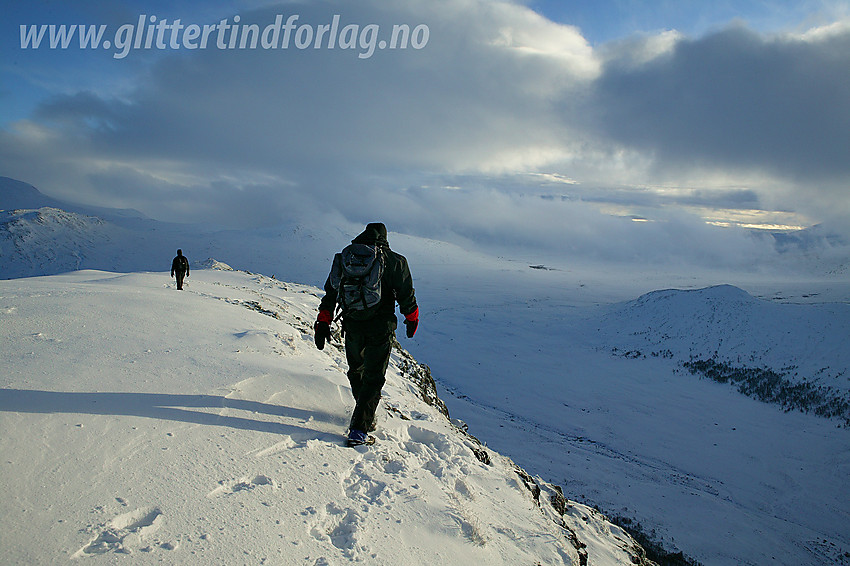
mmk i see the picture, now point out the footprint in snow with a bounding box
[73,506,173,557]
[307,502,367,560]
[207,474,276,497]
[342,460,390,506]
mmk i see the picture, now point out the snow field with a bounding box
[0,268,644,565]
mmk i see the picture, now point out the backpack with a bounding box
[174,255,189,272]
[329,243,384,319]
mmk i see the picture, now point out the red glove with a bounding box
[404,307,418,338]
[315,310,333,349]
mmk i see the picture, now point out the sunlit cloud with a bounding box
[1,0,847,270]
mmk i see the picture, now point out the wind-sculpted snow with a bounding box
[0,268,651,565]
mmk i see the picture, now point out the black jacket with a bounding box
[171,254,189,275]
[320,223,417,333]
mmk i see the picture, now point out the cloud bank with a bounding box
[588,23,850,216]
[2,0,848,270]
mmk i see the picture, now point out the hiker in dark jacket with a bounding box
[314,223,419,446]
[171,249,190,290]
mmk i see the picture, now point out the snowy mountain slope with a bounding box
[0,267,653,565]
[1,207,115,277]
[596,284,850,380]
[0,204,345,284]
[593,285,850,419]
[0,177,355,283]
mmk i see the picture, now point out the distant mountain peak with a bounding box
[0,177,64,211]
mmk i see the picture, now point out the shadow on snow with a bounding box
[0,389,339,437]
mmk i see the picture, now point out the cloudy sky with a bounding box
[2,0,849,269]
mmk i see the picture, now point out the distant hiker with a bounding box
[315,223,419,447]
[171,249,190,290]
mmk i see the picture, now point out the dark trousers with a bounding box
[175,270,186,290]
[344,328,393,432]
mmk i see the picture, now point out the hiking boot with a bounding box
[346,429,374,447]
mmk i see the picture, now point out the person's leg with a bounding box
[345,331,366,402]
[346,330,392,433]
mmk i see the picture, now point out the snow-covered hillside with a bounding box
[1,207,114,276]
[598,284,850,377]
[0,268,652,565]
[595,285,850,422]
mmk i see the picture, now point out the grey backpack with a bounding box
[329,243,384,318]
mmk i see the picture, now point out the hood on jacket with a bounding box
[352,222,389,248]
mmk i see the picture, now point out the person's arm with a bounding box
[318,265,339,314]
[315,258,340,349]
[391,253,418,336]
[392,254,417,316]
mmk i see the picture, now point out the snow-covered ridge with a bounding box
[0,267,652,564]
